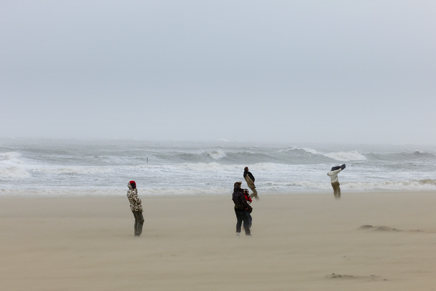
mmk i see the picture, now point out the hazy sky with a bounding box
[1,1,435,144]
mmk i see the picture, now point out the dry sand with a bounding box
[1,192,436,291]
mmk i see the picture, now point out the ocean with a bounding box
[1,138,435,196]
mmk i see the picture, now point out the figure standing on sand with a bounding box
[327,164,346,199]
[243,189,253,229]
[232,182,252,236]
[127,180,144,236]
[244,167,259,200]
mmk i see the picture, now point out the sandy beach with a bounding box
[1,192,436,291]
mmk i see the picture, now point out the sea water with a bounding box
[1,138,435,196]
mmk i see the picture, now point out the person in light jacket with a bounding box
[126,180,144,236]
[327,164,346,199]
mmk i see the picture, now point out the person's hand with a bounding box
[341,164,346,169]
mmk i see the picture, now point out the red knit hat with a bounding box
[129,180,136,188]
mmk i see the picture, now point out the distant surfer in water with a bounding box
[327,164,346,199]
[243,167,259,200]
[126,180,144,236]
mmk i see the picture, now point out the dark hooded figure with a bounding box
[126,180,144,236]
[327,164,346,199]
[243,167,259,200]
[232,182,252,236]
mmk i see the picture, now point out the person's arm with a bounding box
[132,193,142,206]
[248,172,255,182]
[327,169,342,176]
[240,193,250,208]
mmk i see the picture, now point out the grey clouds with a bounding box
[1,1,435,144]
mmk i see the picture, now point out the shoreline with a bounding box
[1,188,435,198]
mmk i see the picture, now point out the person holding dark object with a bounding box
[243,189,253,229]
[327,164,346,199]
[232,182,252,236]
[126,180,144,236]
[243,167,259,200]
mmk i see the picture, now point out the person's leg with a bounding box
[247,212,252,228]
[235,209,243,234]
[132,211,137,235]
[332,182,340,199]
[337,183,341,199]
[242,212,251,235]
[249,187,259,200]
[135,211,144,236]
[133,211,144,236]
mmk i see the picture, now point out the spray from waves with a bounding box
[35,166,114,175]
[280,147,367,161]
[205,150,226,160]
[341,179,436,191]
[0,167,31,179]
[0,186,234,197]
[323,151,367,161]
[0,152,32,178]
[367,151,436,162]
[0,152,23,163]
[256,179,436,192]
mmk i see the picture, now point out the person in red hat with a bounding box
[126,180,144,236]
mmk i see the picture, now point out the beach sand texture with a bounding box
[1,192,436,291]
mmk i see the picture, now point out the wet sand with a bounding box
[1,192,436,290]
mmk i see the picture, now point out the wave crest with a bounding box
[323,151,367,161]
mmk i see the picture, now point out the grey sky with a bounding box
[1,1,435,144]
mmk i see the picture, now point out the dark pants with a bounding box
[247,212,252,228]
[132,211,144,236]
[235,209,251,235]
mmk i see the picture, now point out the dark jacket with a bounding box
[243,171,255,182]
[244,192,252,203]
[233,188,251,210]
[331,164,346,171]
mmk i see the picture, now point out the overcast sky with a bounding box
[1,0,435,144]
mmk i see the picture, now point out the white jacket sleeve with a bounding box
[327,169,342,176]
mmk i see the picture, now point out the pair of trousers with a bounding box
[248,186,259,200]
[132,210,144,236]
[247,212,253,228]
[331,182,341,199]
[234,209,251,235]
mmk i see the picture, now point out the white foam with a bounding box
[0,167,31,178]
[301,148,320,155]
[36,166,113,175]
[0,152,24,165]
[341,180,436,191]
[323,151,367,161]
[206,150,226,160]
[0,152,31,178]
[279,147,367,161]
[0,186,232,197]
